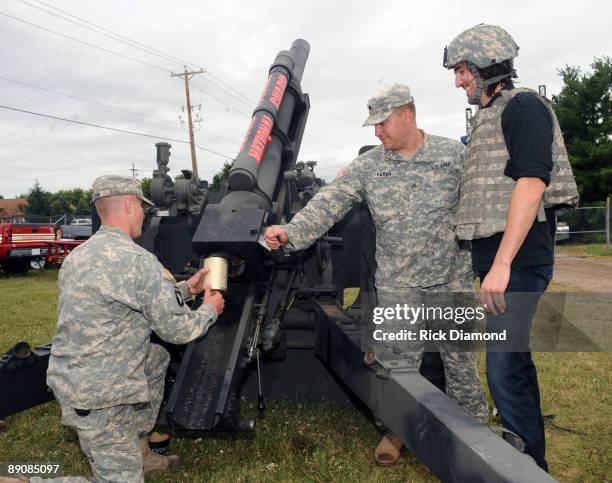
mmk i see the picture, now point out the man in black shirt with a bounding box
[471,91,557,272]
[443,24,579,471]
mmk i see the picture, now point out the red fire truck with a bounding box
[0,223,61,274]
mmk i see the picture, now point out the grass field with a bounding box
[0,269,610,482]
[555,243,612,257]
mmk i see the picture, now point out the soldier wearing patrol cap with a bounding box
[444,24,579,470]
[265,84,488,466]
[42,175,225,482]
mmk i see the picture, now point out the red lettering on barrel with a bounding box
[248,114,274,163]
[269,75,288,110]
[240,117,256,153]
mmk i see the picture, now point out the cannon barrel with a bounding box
[192,39,311,276]
[224,39,310,210]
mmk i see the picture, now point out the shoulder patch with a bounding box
[162,267,177,283]
[336,166,350,178]
[174,288,185,307]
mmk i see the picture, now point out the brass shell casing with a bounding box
[203,256,228,293]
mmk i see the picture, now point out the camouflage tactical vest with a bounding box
[456,87,579,240]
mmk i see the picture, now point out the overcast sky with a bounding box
[1,0,610,198]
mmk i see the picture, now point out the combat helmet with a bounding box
[443,24,519,105]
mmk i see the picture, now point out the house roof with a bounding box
[0,198,28,217]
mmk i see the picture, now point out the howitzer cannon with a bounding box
[140,39,352,433]
[1,39,555,482]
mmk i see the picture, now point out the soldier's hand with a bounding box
[187,267,209,295]
[479,262,509,315]
[264,226,289,250]
[204,288,225,316]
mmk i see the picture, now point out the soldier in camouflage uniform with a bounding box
[265,84,488,465]
[444,24,579,471]
[40,176,225,483]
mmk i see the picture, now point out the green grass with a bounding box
[555,243,612,257]
[0,400,437,482]
[1,270,610,482]
[474,351,611,483]
[0,269,59,353]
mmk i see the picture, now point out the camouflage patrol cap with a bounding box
[363,84,415,126]
[444,24,519,70]
[91,175,155,205]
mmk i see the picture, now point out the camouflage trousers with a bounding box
[375,275,489,424]
[32,343,170,483]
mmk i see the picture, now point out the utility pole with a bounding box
[606,195,610,255]
[129,163,138,179]
[171,66,204,178]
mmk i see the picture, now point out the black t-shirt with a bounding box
[471,90,556,272]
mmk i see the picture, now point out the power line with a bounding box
[20,0,256,107]
[17,0,202,70]
[192,82,251,118]
[2,8,345,154]
[200,76,255,110]
[30,0,200,69]
[193,83,346,152]
[0,10,172,73]
[0,76,241,146]
[0,104,234,160]
[205,71,256,106]
[0,75,176,125]
[1,10,253,116]
[194,142,234,160]
[192,82,346,151]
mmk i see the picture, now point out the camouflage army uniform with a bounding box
[45,225,218,482]
[283,135,488,423]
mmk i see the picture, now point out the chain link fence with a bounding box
[18,214,92,225]
[9,200,612,253]
[556,197,611,253]
[20,214,61,224]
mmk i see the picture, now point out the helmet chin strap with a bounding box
[467,64,484,105]
[467,63,517,106]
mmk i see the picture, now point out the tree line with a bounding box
[19,162,234,217]
[11,57,611,215]
[552,56,611,203]
[22,181,93,217]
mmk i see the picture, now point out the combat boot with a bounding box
[139,436,182,474]
[149,431,171,455]
[374,431,403,466]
